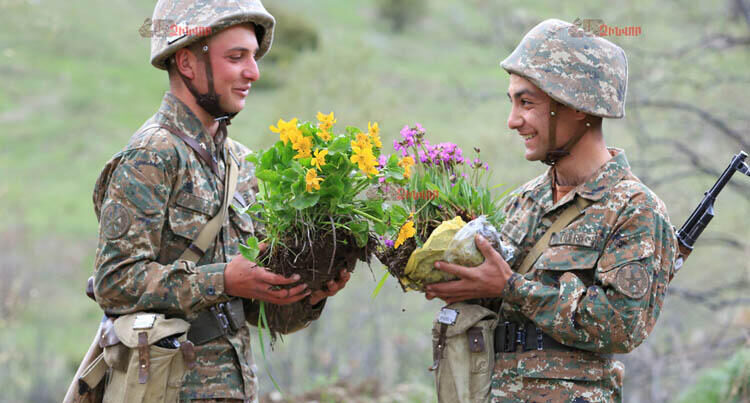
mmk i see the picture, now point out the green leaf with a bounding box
[238,236,260,261]
[329,136,350,154]
[320,175,344,200]
[280,144,294,164]
[349,221,369,247]
[257,169,281,183]
[260,148,276,168]
[281,168,299,182]
[345,126,362,135]
[371,270,389,299]
[291,191,320,210]
[374,219,388,235]
[385,169,404,181]
[246,151,259,164]
[388,204,408,223]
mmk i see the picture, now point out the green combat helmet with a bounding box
[150,0,275,70]
[500,18,628,165]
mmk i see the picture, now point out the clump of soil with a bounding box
[374,236,417,292]
[254,228,376,337]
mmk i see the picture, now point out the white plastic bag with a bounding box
[443,216,514,267]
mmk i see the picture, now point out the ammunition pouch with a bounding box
[494,321,573,353]
[100,313,193,403]
[431,303,497,403]
[187,298,245,345]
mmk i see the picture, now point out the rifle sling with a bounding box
[516,197,593,276]
[179,146,239,262]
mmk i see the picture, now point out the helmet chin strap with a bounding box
[177,43,237,140]
[541,100,589,166]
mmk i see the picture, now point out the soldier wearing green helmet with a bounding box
[426,19,677,401]
[71,0,351,401]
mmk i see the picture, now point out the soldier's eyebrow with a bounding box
[225,47,250,53]
[507,89,534,101]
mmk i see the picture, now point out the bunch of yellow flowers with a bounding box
[350,122,383,177]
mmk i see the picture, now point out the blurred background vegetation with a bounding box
[0,0,748,402]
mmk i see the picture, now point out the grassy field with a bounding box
[1,0,749,402]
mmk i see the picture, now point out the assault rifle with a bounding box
[674,151,750,274]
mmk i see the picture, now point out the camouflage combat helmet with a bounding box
[501,19,628,165]
[150,0,275,70]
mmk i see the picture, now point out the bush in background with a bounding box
[255,5,319,90]
[375,0,428,33]
[677,348,750,403]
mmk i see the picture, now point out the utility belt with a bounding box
[187,298,246,345]
[494,321,575,354]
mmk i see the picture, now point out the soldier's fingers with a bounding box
[269,289,311,305]
[267,283,308,299]
[425,279,472,295]
[259,269,302,285]
[475,234,503,265]
[258,242,269,253]
[325,279,339,294]
[434,261,475,280]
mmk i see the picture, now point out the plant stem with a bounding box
[352,208,382,223]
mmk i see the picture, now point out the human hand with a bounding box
[424,234,512,304]
[224,243,310,305]
[309,269,351,306]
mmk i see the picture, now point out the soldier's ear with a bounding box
[572,109,588,122]
[174,48,197,80]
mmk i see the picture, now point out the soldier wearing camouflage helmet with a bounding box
[425,19,677,401]
[87,0,350,401]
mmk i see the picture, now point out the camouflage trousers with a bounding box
[187,399,254,402]
[490,351,624,403]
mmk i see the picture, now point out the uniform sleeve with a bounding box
[94,148,229,317]
[500,194,676,354]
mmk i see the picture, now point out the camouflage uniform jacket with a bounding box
[492,149,677,403]
[93,92,322,401]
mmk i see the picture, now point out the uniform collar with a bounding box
[157,92,226,158]
[575,148,630,201]
[522,148,631,210]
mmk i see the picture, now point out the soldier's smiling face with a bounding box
[506,74,580,162]
[199,24,260,113]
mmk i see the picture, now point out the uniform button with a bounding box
[207,286,215,296]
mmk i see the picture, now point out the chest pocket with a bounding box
[532,228,601,272]
[168,190,219,241]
